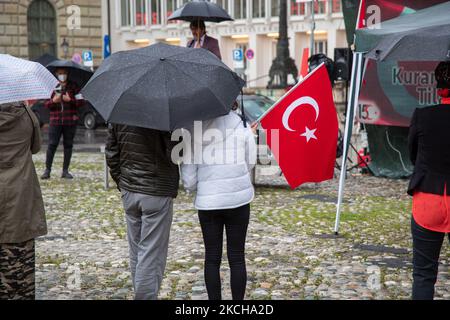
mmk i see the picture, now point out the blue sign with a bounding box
[233,49,244,61]
[82,50,93,62]
[104,35,111,59]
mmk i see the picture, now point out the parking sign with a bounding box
[233,49,244,69]
[82,50,93,67]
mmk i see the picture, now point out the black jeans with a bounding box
[411,217,450,300]
[198,204,250,300]
[46,125,77,172]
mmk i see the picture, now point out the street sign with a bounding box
[82,50,94,67]
[104,35,111,59]
[233,49,243,61]
[245,49,255,60]
[233,49,244,69]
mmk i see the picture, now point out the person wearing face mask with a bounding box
[41,68,82,180]
[187,20,222,60]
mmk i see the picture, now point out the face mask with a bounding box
[58,74,67,82]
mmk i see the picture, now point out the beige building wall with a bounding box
[104,0,347,88]
[0,0,103,67]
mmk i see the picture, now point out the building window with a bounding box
[121,0,131,26]
[216,0,229,12]
[331,0,342,13]
[27,0,57,60]
[149,0,161,25]
[135,0,146,26]
[314,0,327,14]
[271,0,280,17]
[167,0,177,23]
[234,0,246,20]
[252,0,265,18]
[290,0,306,16]
[314,40,328,54]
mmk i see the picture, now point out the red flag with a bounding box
[357,0,366,29]
[260,64,338,189]
[300,48,310,79]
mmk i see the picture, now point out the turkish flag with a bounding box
[260,64,338,189]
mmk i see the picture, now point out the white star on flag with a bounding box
[301,126,317,143]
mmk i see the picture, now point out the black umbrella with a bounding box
[33,53,58,66]
[81,43,245,131]
[46,60,93,88]
[168,0,233,23]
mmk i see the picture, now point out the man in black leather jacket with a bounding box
[106,124,180,300]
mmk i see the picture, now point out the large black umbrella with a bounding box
[46,60,93,87]
[33,53,58,66]
[81,43,245,131]
[168,0,233,23]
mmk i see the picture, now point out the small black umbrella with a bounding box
[46,60,93,88]
[81,43,245,131]
[168,0,233,23]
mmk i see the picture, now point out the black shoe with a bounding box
[61,171,74,179]
[41,170,51,180]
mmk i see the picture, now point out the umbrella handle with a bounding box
[240,89,247,128]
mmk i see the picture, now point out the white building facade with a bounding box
[102,0,347,88]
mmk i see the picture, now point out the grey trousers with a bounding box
[121,190,173,300]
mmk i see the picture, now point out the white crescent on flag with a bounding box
[282,96,320,143]
[281,96,320,132]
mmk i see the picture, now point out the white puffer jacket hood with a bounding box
[181,111,257,210]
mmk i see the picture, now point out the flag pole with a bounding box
[334,52,364,235]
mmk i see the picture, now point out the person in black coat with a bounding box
[408,61,450,300]
[105,124,180,300]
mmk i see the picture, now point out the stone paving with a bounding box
[33,152,450,300]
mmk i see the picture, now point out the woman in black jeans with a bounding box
[181,110,257,300]
[408,61,450,300]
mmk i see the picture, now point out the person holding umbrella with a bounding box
[187,20,222,60]
[181,103,257,301]
[408,61,450,300]
[169,0,233,60]
[41,61,91,180]
[0,55,57,299]
[82,42,245,300]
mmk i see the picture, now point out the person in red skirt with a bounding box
[408,61,450,300]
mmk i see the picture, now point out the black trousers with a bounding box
[46,125,77,172]
[411,217,450,300]
[198,204,250,300]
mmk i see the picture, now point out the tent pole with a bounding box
[334,52,364,235]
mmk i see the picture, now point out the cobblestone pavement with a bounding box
[33,152,449,300]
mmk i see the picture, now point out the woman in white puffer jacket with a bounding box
[181,109,257,300]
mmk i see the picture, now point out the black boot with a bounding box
[62,148,74,179]
[61,170,74,179]
[41,169,51,180]
[43,145,57,180]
